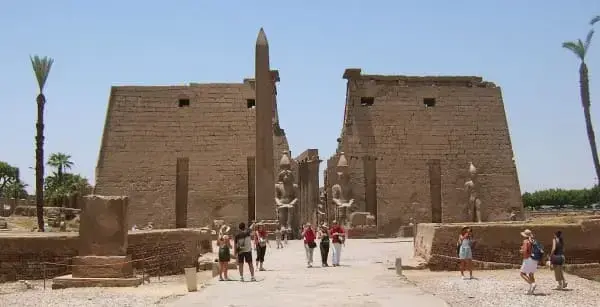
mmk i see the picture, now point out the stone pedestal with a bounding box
[71,255,133,278]
[52,195,141,289]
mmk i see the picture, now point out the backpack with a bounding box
[236,231,250,251]
[531,239,544,261]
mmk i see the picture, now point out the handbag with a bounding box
[308,241,317,248]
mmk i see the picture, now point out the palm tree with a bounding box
[30,55,54,231]
[563,30,600,185]
[591,16,599,26]
[47,152,73,183]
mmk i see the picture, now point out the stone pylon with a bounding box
[255,28,276,220]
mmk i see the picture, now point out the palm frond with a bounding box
[591,15,600,26]
[584,29,595,52]
[29,55,54,92]
[562,40,586,60]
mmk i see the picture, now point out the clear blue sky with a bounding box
[1,1,599,194]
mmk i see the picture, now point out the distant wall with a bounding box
[414,219,600,270]
[0,229,211,282]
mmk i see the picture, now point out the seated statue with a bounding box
[331,152,355,226]
[275,151,298,232]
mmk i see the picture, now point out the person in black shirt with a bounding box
[234,222,256,282]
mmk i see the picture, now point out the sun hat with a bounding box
[520,229,533,238]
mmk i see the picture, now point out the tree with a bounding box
[563,30,600,185]
[591,16,599,26]
[0,161,20,197]
[45,172,92,207]
[47,152,73,183]
[4,181,28,200]
[30,55,54,232]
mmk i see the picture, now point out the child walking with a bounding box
[275,227,284,249]
[218,235,232,281]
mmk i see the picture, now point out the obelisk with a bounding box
[255,28,275,220]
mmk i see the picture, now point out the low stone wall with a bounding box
[564,263,600,281]
[414,218,600,268]
[525,210,599,220]
[0,229,211,282]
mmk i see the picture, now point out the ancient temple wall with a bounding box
[295,149,320,226]
[95,83,289,229]
[328,68,522,235]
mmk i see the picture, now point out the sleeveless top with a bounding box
[320,231,330,243]
[218,244,230,259]
[460,237,472,249]
[553,238,564,255]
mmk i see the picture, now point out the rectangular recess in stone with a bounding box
[428,159,442,223]
[175,157,189,228]
[247,99,256,109]
[360,97,375,106]
[178,98,190,107]
[423,98,436,107]
[247,156,256,222]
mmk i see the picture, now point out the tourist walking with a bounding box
[302,223,317,267]
[318,223,330,267]
[330,220,346,266]
[519,229,543,294]
[457,226,474,279]
[234,222,256,282]
[254,223,269,271]
[218,235,232,281]
[549,230,568,289]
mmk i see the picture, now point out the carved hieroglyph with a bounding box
[275,151,298,231]
[331,152,355,226]
[464,162,483,223]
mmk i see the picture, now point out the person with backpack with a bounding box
[519,229,543,295]
[234,222,256,282]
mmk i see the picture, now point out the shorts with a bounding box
[237,251,252,264]
[520,258,538,274]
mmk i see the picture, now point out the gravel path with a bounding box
[0,272,212,307]
[405,269,600,307]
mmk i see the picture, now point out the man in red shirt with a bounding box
[329,220,346,266]
[302,223,317,267]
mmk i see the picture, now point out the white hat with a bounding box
[520,229,533,238]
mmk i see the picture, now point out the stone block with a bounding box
[71,255,133,278]
[79,195,128,256]
[52,274,142,289]
[349,212,369,226]
[395,258,402,276]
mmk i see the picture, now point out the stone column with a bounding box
[254,28,275,220]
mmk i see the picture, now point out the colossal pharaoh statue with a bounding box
[275,151,298,232]
[464,162,483,223]
[331,152,355,226]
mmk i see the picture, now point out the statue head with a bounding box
[278,151,294,184]
[336,152,350,183]
[468,162,477,177]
